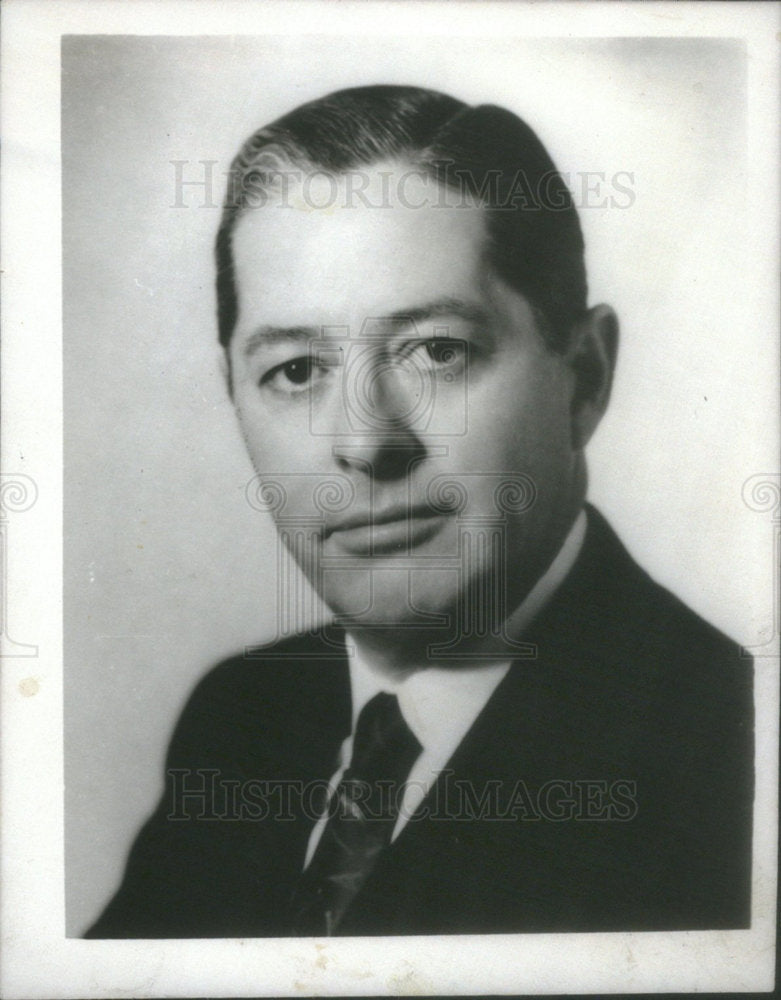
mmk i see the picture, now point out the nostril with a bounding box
[370,440,428,482]
[331,438,428,482]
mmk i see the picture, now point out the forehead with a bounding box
[230,164,490,332]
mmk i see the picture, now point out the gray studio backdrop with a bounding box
[64,35,770,935]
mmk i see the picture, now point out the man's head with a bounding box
[217,85,617,655]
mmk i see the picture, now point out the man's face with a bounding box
[229,165,583,650]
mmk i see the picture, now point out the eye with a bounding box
[279,357,313,385]
[405,338,468,374]
[259,355,328,392]
[422,339,466,366]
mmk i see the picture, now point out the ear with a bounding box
[566,304,619,450]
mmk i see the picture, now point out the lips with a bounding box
[325,503,445,554]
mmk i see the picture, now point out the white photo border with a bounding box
[1,1,778,997]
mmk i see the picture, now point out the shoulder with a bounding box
[165,629,350,770]
[543,506,754,749]
[579,504,749,667]
[178,629,347,701]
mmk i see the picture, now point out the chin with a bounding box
[316,565,460,632]
[319,561,530,654]
[318,563,448,627]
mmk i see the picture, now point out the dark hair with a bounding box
[215,85,587,351]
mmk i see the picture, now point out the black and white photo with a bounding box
[2,3,778,996]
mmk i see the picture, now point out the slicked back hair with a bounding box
[216,85,587,352]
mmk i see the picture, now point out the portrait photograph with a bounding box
[1,1,778,997]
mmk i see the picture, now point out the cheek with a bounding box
[235,395,318,474]
[464,367,572,473]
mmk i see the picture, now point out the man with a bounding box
[87,85,753,938]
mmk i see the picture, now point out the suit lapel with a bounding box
[336,508,657,932]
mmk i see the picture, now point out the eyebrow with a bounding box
[386,297,491,330]
[242,326,318,359]
[241,297,491,359]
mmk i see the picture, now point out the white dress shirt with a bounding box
[303,509,587,867]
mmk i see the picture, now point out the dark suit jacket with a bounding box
[86,507,753,937]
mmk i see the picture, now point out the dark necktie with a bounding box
[287,691,422,936]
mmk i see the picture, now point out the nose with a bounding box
[331,351,428,481]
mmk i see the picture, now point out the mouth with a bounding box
[325,505,446,555]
